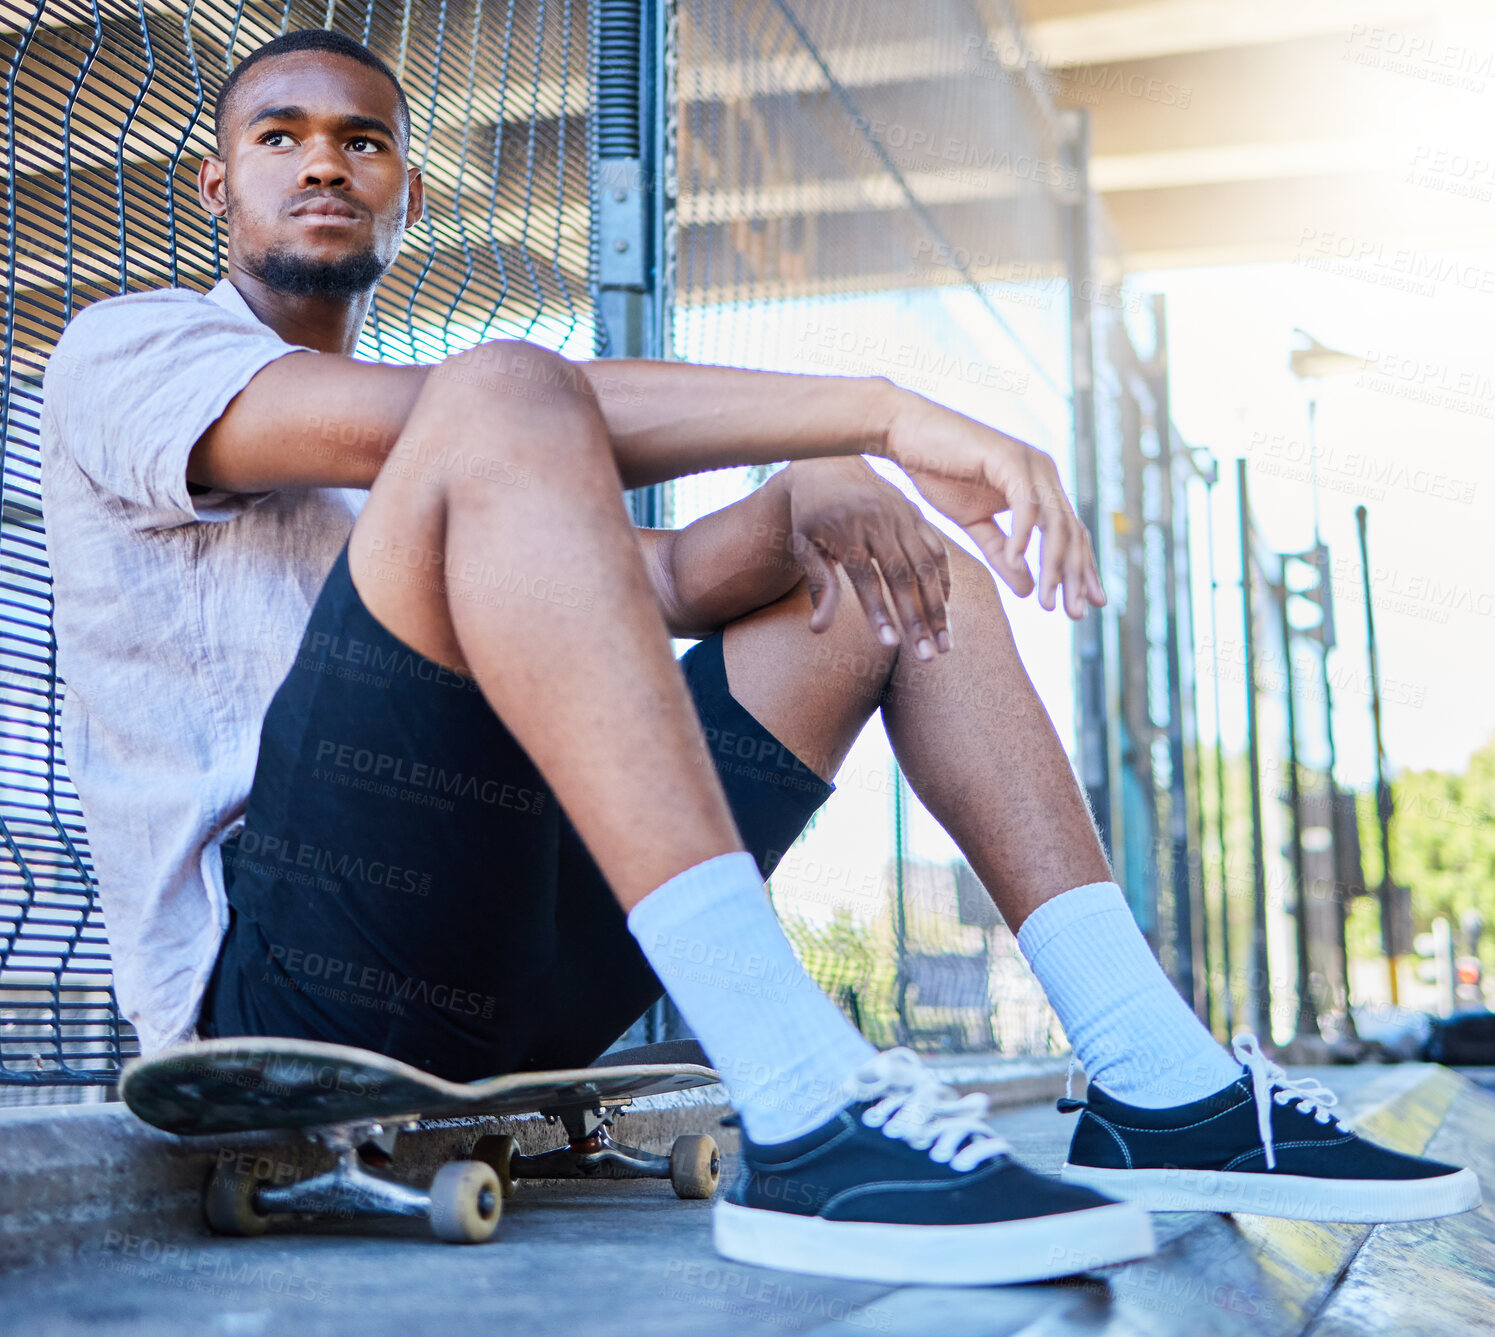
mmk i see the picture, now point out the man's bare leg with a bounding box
[346,341,876,1143]
[722,542,1241,1108]
[722,543,1109,930]
[347,342,741,907]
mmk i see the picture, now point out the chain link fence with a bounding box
[666,0,1088,1055]
[3,0,1212,1083]
[0,0,595,1085]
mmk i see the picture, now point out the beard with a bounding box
[253,242,387,299]
[224,179,390,299]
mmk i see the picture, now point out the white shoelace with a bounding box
[843,1048,1012,1173]
[1232,1033,1350,1170]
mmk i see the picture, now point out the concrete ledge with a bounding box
[1308,1073,1495,1336]
[0,1053,1073,1272]
[2,1062,1486,1334]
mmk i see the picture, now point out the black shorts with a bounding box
[197,540,834,1081]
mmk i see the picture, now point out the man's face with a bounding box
[200,51,423,299]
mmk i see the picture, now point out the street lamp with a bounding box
[1286,330,1367,1047]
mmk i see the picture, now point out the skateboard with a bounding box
[120,1036,723,1244]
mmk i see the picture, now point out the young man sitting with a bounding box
[40,28,1479,1287]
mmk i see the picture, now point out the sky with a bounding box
[1139,251,1495,787]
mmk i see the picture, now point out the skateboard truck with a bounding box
[472,1100,720,1201]
[206,1104,719,1245]
[206,1118,504,1244]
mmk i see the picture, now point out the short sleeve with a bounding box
[41,288,316,530]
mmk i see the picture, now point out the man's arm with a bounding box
[637,471,802,641]
[577,359,893,487]
[640,457,955,651]
[186,353,430,493]
[185,347,881,495]
[188,339,1101,617]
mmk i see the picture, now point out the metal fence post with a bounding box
[596,0,680,1043]
[1277,559,1320,1039]
[1237,461,1272,1039]
[1356,504,1404,1003]
[892,759,911,1045]
[1060,109,1112,859]
[1151,295,1199,1016]
[1200,463,1234,1035]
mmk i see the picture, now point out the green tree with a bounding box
[1355,731,1495,977]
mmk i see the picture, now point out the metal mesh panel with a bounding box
[672,0,1077,1053]
[0,0,594,1082]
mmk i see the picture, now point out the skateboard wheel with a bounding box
[669,1134,720,1200]
[204,1163,272,1237]
[470,1133,519,1198]
[428,1160,502,1243]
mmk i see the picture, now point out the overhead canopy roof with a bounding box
[1018,0,1495,268]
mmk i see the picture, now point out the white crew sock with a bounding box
[1017,881,1243,1108]
[627,851,876,1143]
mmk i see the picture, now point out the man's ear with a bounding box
[405,165,426,229]
[199,154,228,219]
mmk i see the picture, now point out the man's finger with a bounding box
[870,538,933,659]
[904,525,951,655]
[962,516,1007,571]
[919,522,954,650]
[920,521,952,601]
[1006,493,1039,580]
[1080,528,1106,607]
[1036,516,1067,613]
[840,548,899,647]
[964,516,1035,598]
[796,539,843,632]
[1062,519,1089,619]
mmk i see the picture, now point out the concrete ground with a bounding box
[3,1064,1492,1337]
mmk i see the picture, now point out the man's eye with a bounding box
[260,131,290,146]
[349,137,380,152]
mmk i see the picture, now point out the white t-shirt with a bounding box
[40,277,367,1055]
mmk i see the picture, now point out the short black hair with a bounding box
[214,29,411,155]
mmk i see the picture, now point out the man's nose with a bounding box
[298,140,350,188]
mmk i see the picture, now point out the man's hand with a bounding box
[784,458,953,659]
[883,392,1105,620]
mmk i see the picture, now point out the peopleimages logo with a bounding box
[233,830,433,897]
[300,628,483,692]
[312,738,547,813]
[1295,228,1495,297]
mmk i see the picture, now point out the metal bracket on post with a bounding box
[598,158,647,290]
[594,0,677,528]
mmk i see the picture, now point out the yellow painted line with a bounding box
[1353,1066,1462,1158]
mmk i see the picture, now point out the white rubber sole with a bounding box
[1059,1163,1483,1223]
[712,1198,1155,1286]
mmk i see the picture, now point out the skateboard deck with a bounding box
[121,1035,720,1136]
[119,1037,725,1242]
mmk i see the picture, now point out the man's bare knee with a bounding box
[432,340,592,412]
[946,542,999,601]
[428,342,600,435]
[386,342,612,504]
[763,570,900,694]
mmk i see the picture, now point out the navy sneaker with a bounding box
[1059,1034,1482,1222]
[712,1049,1155,1285]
